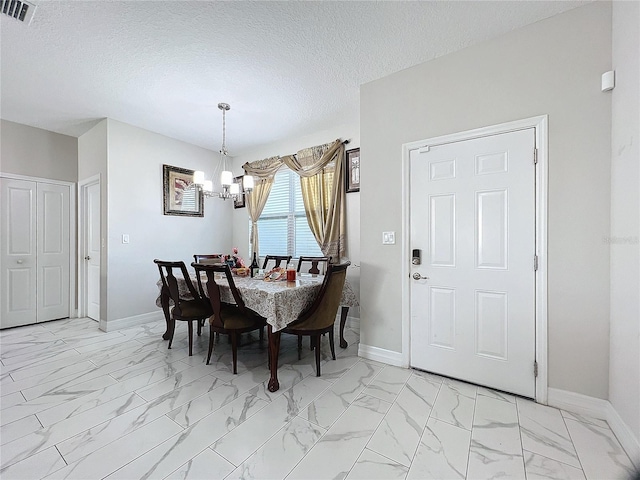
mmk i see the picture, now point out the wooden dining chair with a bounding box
[154,259,212,356]
[281,261,350,376]
[262,255,292,270]
[193,254,223,264]
[192,262,267,374]
[297,256,331,275]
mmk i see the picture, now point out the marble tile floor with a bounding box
[0,317,636,480]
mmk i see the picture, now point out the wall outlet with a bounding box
[382,231,395,245]
[122,234,130,244]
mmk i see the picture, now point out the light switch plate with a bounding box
[382,231,395,245]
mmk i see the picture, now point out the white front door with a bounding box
[85,181,100,321]
[410,128,536,398]
[37,183,70,322]
[1,178,37,328]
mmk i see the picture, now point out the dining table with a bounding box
[155,272,359,392]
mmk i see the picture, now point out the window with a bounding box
[255,169,322,258]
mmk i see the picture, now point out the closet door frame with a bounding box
[0,172,77,320]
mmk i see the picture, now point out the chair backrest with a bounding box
[262,255,292,270]
[154,259,201,315]
[193,254,223,265]
[296,256,331,274]
[191,262,247,328]
[294,261,350,330]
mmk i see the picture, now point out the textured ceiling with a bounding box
[1,1,587,155]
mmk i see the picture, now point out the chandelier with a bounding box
[193,103,254,200]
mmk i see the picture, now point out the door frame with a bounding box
[77,174,100,319]
[0,172,77,319]
[400,115,548,404]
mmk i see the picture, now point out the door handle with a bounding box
[85,256,91,260]
[412,272,429,280]
[17,259,23,264]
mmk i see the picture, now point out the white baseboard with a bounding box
[100,311,164,332]
[548,388,640,468]
[605,401,640,469]
[547,387,609,419]
[358,343,403,367]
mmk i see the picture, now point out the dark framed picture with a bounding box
[233,176,246,209]
[345,148,360,193]
[162,164,203,217]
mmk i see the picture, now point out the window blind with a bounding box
[255,169,322,258]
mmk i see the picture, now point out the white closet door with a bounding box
[1,178,37,328]
[37,182,70,322]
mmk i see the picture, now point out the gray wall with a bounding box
[360,2,612,399]
[609,1,640,451]
[104,119,232,323]
[0,119,77,182]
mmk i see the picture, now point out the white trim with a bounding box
[548,388,640,468]
[99,311,164,332]
[535,115,549,405]
[401,115,549,403]
[77,175,100,319]
[547,387,609,419]
[606,402,640,469]
[0,172,77,320]
[0,172,74,186]
[358,343,404,367]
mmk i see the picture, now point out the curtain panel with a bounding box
[243,156,279,257]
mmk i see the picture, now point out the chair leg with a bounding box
[314,335,321,377]
[206,326,214,365]
[167,317,174,350]
[231,332,238,374]
[329,327,336,360]
[298,335,303,360]
[197,319,202,336]
[188,321,194,356]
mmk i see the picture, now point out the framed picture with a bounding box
[162,164,203,217]
[345,147,360,193]
[233,176,246,209]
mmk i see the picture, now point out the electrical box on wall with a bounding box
[382,231,396,245]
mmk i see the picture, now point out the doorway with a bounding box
[402,116,548,402]
[78,176,101,321]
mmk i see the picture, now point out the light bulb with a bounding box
[243,175,254,191]
[220,170,233,186]
[193,171,205,185]
[230,183,240,195]
[203,180,213,193]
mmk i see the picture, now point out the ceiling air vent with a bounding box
[1,0,37,25]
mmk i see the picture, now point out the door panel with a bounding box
[1,178,37,328]
[410,128,536,398]
[37,183,70,322]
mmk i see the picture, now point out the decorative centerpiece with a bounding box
[224,248,249,276]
